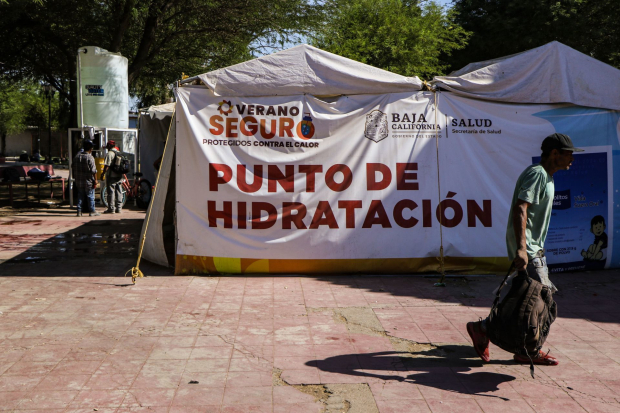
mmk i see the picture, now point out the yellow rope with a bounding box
[126,109,176,284]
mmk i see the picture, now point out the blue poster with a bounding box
[533,106,618,272]
[533,152,609,272]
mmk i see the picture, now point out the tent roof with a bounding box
[196,44,423,97]
[432,41,620,111]
[143,102,175,120]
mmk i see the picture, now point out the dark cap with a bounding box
[83,140,94,150]
[541,133,584,153]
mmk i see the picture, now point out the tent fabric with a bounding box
[140,117,176,267]
[139,103,174,185]
[140,42,620,272]
[432,41,620,111]
[169,86,620,275]
[146,102,175,120]
[197,44,423,97]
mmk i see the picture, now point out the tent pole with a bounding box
[137,112,141,173]
[68,129,73,207]
[433,91,447,287]
[77,48,86,139]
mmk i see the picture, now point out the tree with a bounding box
[448,0,620,72]
[0,81,28,156]
[0,0,325,127]
[310,0,470,79]
[0,80,58,156]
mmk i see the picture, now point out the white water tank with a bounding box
[77,46,129,129]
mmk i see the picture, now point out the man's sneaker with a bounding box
[103,209,115,214]
[115,209,121,214]
[467,320,490,362]
[76,210,82,217]
[514,351,559,366]
[89,211,101,217]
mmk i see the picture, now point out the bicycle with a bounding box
[100,172,152,209]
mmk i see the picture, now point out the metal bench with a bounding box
[0,165,65,208]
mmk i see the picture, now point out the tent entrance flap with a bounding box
[140,116,176,268]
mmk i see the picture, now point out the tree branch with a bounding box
[110,0,137,52]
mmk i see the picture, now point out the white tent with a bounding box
[139,103,175,186]
[432,41,620,110]
[140,45,424,268]
[197,44,423,97]
[140,42,620,274]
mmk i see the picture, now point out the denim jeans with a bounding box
[527,252,557,293]
[76,187,95,213]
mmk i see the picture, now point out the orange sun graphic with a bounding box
[218,100,233,116]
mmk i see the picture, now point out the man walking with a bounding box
[467,133,583,365]
[101,140,123,214]
[72,139,100,217]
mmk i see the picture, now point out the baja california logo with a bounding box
[296,113,315,140]
[218,100,233,116]
[365,110,389,143]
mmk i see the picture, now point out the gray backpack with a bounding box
[111,151,130,175]
[486,268,557,377]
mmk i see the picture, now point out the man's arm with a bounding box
[101,151,112,180]
[513,199,530,271]
[101,149,116,181]
[88,156,98,188]
[86,153,97,188]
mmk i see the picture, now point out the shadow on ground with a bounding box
[0,216,171,277]
[311,345,516,400]
[1,214,619,327]
[310,272,620,325]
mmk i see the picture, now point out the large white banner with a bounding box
[174,87,618,274]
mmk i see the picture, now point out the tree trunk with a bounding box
[110,0,137,53]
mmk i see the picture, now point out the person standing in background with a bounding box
[72,139,100,217]
[101,140,123,214]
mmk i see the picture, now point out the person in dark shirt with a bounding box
[72,140,100,217]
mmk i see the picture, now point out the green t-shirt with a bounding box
[506,164,555,261]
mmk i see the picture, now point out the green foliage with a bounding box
[311,0,470,79]
[0,82,30,156]
[0,80,59,155]
[449,0,620,72]
[0,0,325,125]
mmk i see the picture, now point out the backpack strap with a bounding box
[518,278,543,379]
[492,262,515,308]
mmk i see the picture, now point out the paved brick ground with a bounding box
[1,210,620,412]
